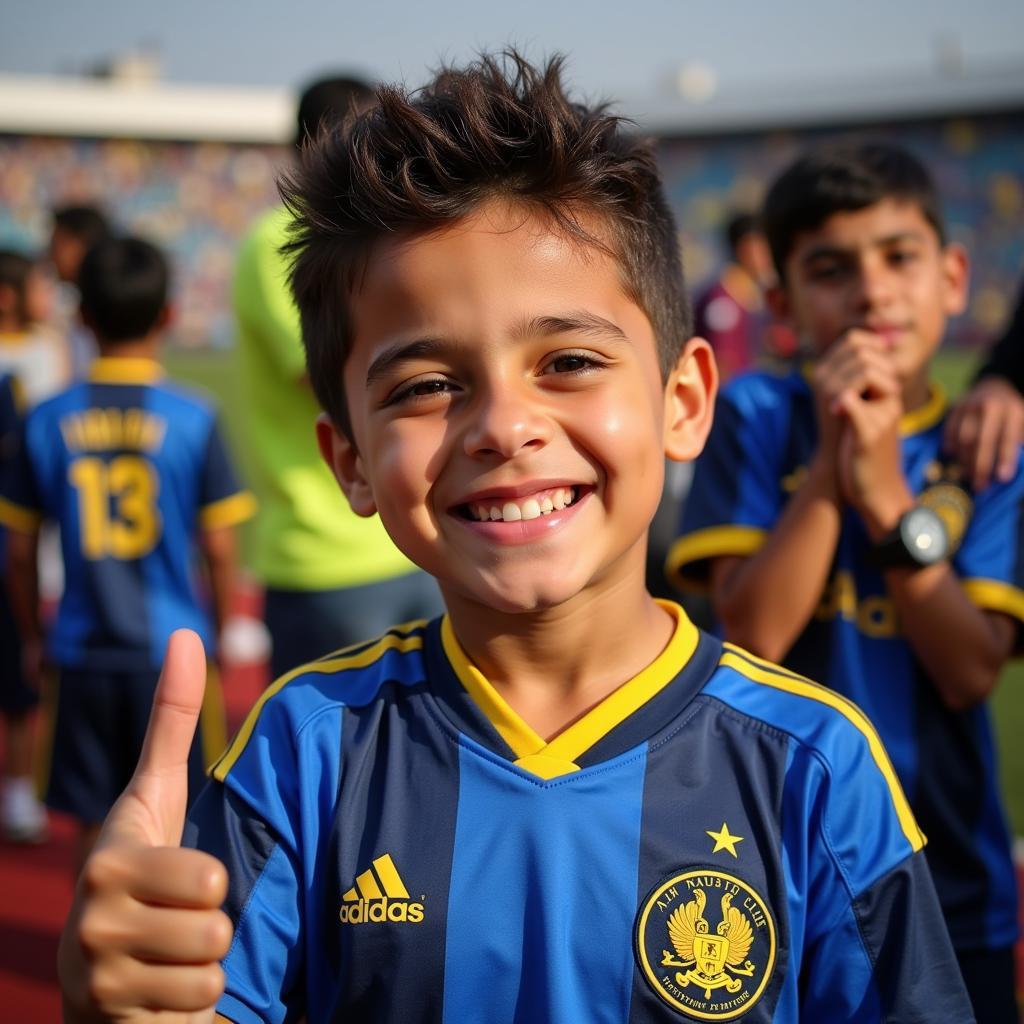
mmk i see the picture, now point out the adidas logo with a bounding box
[339,853,425,925]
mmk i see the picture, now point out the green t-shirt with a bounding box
[233,207,415,589]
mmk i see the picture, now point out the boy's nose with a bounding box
[856,260,895,312]
[463,385,551,459]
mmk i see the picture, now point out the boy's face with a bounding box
[318,201,715,616]
[771,198,968,383]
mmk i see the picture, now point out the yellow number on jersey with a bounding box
[68,455,162,560]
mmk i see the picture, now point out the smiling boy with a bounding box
[671,143,1021,1022]
[59,59,973,1023]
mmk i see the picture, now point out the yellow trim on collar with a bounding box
[720,645,925,853]
[88,357,164,385]
[441,600,700,780]
[899,382,946,435]
[797,365,946,437]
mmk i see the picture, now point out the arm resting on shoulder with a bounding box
[885,563,1014,711]
[710,457,843,663]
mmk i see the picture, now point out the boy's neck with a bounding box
[443,572,678,742]
[96,335,160,361]
[901,369,931,415]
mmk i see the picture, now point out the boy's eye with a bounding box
[887,248,918,266]
[544,352,605,375]
[388,376,455,404]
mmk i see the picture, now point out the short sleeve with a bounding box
[955,456,1024,637]
[184,680,346,1024]
[197,417,257,530]
[666,379,790,590]
[0,413,43,535]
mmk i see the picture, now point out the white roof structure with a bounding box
[0,61,1021,143]
[0,73,293,143]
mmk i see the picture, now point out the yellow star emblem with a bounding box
[706,821,744,858]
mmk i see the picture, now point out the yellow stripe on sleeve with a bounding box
[664,525,768,591]
[0,495,42,533]
[211,629,424,782]
[719,646,926,853]
[962,579,1024,626]
[199,491,258,529]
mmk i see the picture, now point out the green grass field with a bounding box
[164,344,1024,834]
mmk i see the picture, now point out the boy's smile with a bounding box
[775,198,967,408]
[318,200,712,618]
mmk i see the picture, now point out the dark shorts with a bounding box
[0,585,37,715]
[956,944,1019,1024]
[265,570,444,678]
[39,665,226,825]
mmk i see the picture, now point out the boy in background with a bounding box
[58,57,973,1022]
[0,372,47,841]
[670,142,1020,1022]
[0,236,255,866]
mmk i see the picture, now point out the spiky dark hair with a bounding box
[280,50,690,435]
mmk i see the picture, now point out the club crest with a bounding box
[635,869,776,1020]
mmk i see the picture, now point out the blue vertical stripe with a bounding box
[443,741,648,1024]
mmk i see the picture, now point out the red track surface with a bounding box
[1,620,1022,1021]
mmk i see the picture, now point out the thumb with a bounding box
[136,629,207,781]
[103,629,208,848]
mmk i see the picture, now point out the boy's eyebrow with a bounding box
[364,312,629,386]
[800,230,929,265]
[365,337,447,387]
[515,311,629,343]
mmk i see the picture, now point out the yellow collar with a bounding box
[88,357,164,385]
[440,600,699,779]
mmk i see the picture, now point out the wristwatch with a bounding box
[869,505,950,569]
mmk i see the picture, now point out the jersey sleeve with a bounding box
[197,417,257,531]
[954,457,1024,642]
[183,678,346,1024]
[785,731,974,1021]
[0,414,43,535]
[666,378,788,591]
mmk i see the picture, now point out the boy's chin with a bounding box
[449,574,588,617]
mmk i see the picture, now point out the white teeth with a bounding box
[467,487,579,522]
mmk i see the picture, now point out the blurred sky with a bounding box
[3,0,1024,105]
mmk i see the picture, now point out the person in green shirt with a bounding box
[234,77,441,676]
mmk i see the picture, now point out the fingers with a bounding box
[83,845,228,909]
[813,333,900,416]
[944,378,1024,490]
[81,959,225,1015]
[136,629,207,781]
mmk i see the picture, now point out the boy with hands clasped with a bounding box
[671,143,1021,1022]
[61,61,974,1023]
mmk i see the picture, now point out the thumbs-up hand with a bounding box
[58,630,234,1023]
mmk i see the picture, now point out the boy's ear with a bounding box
[315,413,378,517]
[941,242,970,317]
[663,337,718,462]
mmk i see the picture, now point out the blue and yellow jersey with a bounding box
[0,357,255,671]
[185,604,971,1023]
[669,367,1022,953]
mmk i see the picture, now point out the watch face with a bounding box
[900,506,949,565]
